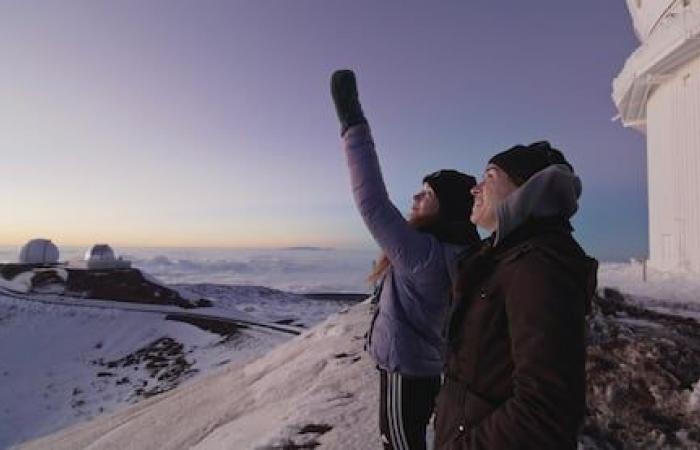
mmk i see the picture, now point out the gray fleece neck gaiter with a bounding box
[494,164,581,247]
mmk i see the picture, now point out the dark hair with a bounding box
[368,170,479,285]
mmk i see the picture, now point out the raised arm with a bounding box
[331,70,435,271]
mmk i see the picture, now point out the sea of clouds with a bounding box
[0,246,377,294]
[6,244,696,303]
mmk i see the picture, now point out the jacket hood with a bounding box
[494,164,581,246]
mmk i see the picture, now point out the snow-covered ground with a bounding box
[0,284,358,449]
[598,260,700,321]
[2,255,700,449]
[599,260,700,304]
[15,300,381,450]
[175,284,360,328]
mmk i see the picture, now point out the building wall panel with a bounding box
[646,56,700,271]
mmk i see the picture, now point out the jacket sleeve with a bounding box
[342,123,435,272]
[465,253,586,449]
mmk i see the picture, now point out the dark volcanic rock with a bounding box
[1,263,199,308]
[92,336,197,400]
[1,263,53,280]
[164,314,244,337]
[65,268,193,308]
[259,423,333,450]
[583,289,700,449]
[31,270,66,289]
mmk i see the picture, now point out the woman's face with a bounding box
[470,164,517,232]
[410,182,440,221]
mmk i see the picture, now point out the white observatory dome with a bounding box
[18,239,60,264]
[85,244,116,263]
[84,244,131,270]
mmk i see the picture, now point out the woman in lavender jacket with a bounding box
[331,70,480,450]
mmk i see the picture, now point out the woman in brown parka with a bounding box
[434,142,598,450]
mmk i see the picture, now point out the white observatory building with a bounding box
[18,239,60,265]
[613,0,700,272]
[84,244,131,270]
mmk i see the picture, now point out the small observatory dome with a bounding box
[18,239,60,264]
[84,244,131,270]
[85,244,116,262]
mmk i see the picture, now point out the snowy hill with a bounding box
[0,285,357,449]
[15,300,381,450]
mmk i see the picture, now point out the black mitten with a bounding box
[331,69,367,136]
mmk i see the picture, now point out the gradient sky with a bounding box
[0,1,646,260]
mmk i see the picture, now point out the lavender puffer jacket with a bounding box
[343,124,475,377]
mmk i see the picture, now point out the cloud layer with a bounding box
[0,246,377,293]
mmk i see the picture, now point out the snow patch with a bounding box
[0,291,293,449]
[0,271,34,293]
[689,379,700,414]
[17,303,383,450]
[599,261,700,305]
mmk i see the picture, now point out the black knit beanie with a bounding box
[488,141,573,186]
[422,170,477,222]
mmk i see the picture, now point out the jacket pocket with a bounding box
[433,380,467,449]
[368,316,392,368]
[463,388,496,427]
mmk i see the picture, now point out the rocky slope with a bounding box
[582,289,700,449]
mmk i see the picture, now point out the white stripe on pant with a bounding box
[379,369,441,450]
[387,373,409,449]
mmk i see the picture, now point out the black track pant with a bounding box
[378,368,442,450]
